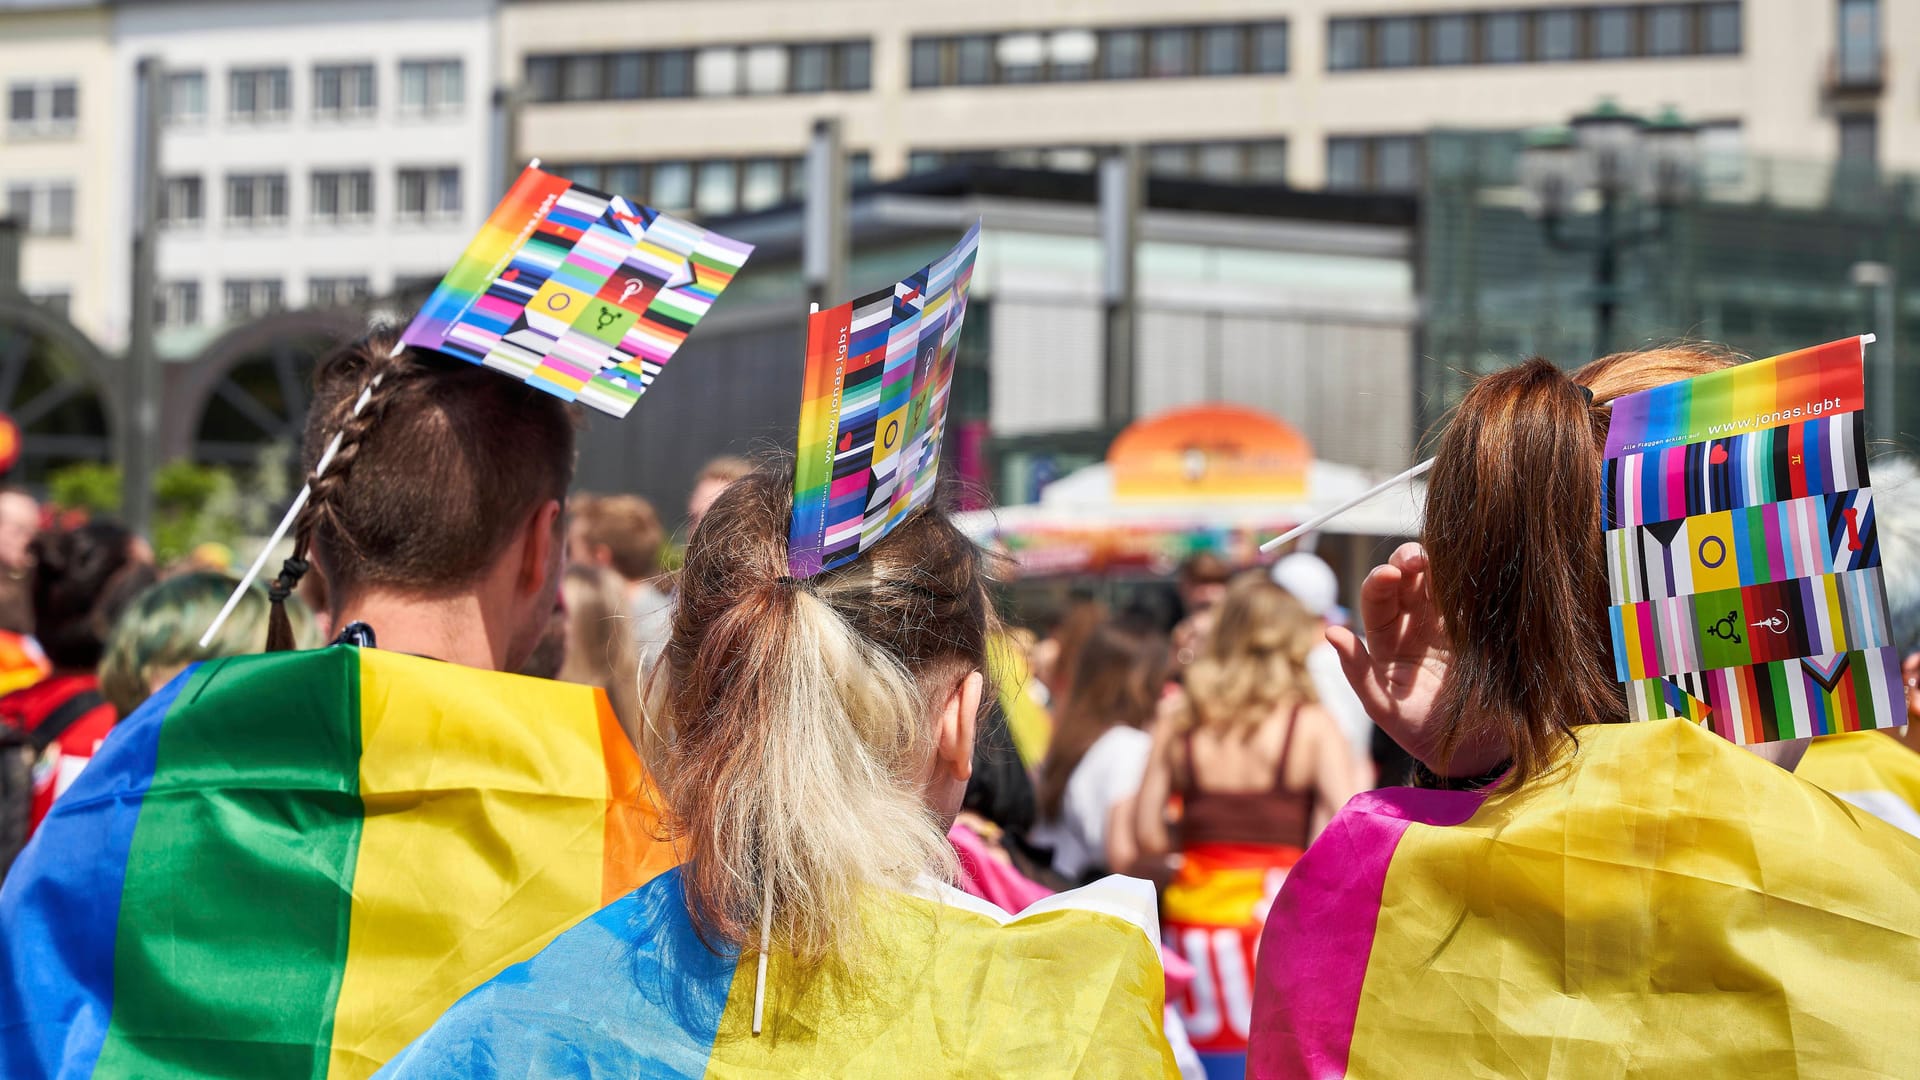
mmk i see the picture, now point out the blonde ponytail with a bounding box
[651,465,992,968]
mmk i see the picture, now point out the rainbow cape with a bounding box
[378,870,1179,1078]
[0,647,676,1079]
[1250,719,1920,1078]
[1798,729,1920,838]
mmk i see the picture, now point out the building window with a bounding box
[1430,15,1472,64]
[1149,27,1193,77]
[997,34,1044,83]
[562,54,604,100]
[225,173,288,226]
[308,276,370,308]
[694,160,737,216]
[910,39,943,87]
[1838,113,1877,167]
[1325,135,1423,193]
[1647,5,1694,54]
[741,158,785,211]
[1101,29,1145,78]
[397,166,461,221]
[229,67,290,122]
[794,43,832,92]
[1377,18,1419,67]
[163,70,205,124]
[1483,13,1526,63]
[955,36,993,85]
[1328,20,1368,70]
[311,169,373,224]
[224,278,284,321]
[1250,24,1288,73]
[1201,26,1245,76]
[1703,2,1741,53]
[1837,0,1879,86]
[656,51,692,97]
[1536,10,1580,61]
[609,53,647,99]
[1592,8,1637,58]
[4,182,74,236]
[314,63,376,119]
[742,46,789,95]
[399,59,462,115]
[159,175,203,227]
[840,41,872,90]
[530,41,871,102]
[156,280,200,328]
[7,80,80,136]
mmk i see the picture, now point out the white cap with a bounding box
[1270,552,1340,621]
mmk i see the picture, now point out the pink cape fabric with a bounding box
[1245,786,1486,1079]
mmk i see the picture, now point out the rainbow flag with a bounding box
[399,164,753,417]
[1798,729,1920,838]
[788,222,979,576]
[0,647,677,1079]
[378,871,1179,1077]
[1250,718,1920,1077]
[1602,335,1904,743]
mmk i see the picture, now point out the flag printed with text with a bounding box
[399,164,753,418]
[788,222,980,577]
[1601,335,1903,743]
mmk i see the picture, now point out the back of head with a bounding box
[573,494,665,583]
[659,462,993,963]
[1036,619,1169,819]
[1423,344,1740,785]
[1183,574,1319,730]
[99,571,320,716]
[275,330,577,646]
[30,521,141,671]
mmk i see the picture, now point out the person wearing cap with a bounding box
[1270,551,1377,787]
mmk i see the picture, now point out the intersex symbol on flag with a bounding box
[399,164,753,418]
[1602,335,1903,744]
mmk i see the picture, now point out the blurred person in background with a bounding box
[1136,574,1360,1076]
[555,564,642,744]
[0,488,39,635]
[1030,594,1106,708]
[97,572,322,718]
[567,493,671,673]
[1171,552,1232,672]
[684,454,751,538]
[1031,620,1171,884]
[0,521,152,837]
[1270,551,1378,788]
[989,625,1052,766]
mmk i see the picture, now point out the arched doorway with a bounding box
[173,309,363,473]
[0,296,114,486]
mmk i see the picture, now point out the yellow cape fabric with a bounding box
[1350,719,1920,1079]
[1796,730,1920,838]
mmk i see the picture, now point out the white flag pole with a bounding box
[1259,457,1435,555]
[198,347,398,647]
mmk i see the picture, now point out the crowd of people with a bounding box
[0,332,1917,1079]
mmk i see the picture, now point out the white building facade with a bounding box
[111,0,499,356]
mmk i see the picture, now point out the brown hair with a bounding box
[1041,597,1107,703]
[1422,344,1742,786]
[654,462,993,963]
[573,493,666,582]
[1181,574,1319,732]
[1036,620,1169,819]
[265,330,577,649]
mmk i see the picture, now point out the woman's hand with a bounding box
[1327,543,1497,777]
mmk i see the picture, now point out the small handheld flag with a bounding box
[201,163,752,646]
[1603,334,1904,744]
[400,163,754,418]
[787,222,980,577]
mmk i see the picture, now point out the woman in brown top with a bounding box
[1134,573,1359,1076]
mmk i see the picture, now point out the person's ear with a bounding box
[936,669,984,784]
[520,499,563,597]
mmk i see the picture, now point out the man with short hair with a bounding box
[568,493,671,668]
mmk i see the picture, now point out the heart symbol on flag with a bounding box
[839,431,853,452]
[501,268,519,283]
[1709,444,1728,465]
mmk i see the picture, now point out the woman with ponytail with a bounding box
[381,463,1180,1078]
[1248,346,1920,1077]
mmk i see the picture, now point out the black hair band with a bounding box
[268,556,311,604]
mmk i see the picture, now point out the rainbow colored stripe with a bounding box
[0,648,675,1079]
[788,222,979,577]
[1602,336,1867,456]
[399,165,752,418]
